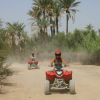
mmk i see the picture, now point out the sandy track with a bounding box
[0,61,100,100]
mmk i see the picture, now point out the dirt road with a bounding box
[0,61,100,100]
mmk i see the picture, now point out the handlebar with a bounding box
[48,65,69,67]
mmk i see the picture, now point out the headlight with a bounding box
[56,70,63,76]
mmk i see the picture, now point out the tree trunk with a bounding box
[56,17,58,34]
[18,32,21,39]
[44,28,48,44]
[50,18,53,37]
[24,39,28,56]
[66,11,68,34]
[43,10,48,44]
[40,28,43,44]
[12,35,22,61]
[53,27,55,37]
[43,10,46,43]
[12,35,17,55]
[17,32,22,54]
[42,30,44,42]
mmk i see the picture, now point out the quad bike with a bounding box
[27,60,40,70]
[44,65,75,95]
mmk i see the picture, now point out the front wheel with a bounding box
[69,80,75,94]
[44,79,50,95]
[35,64,40,69]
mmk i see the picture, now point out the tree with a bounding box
[0,19,3,29]
[27,6,42,20]
[49,19,56,37]
[6,26,16,51]
[37,18,52,44]
[85,24,94,31]
[21,31,29,55]
[27,6,43,43]
[6,22,26,60]
[53,4,62,34]
[32,0,53,42]
[46,1,55,37]
[6,21,26,39]
[0,29,12,84]
[58,0,81,34]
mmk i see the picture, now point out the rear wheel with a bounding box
[69,80,75,94]
[44,79,50,95]
[27,64,31,70]
[34,64,40,69]
[35,64,40,69]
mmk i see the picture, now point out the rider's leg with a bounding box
[53,69,55,73]
[63,69,66,73]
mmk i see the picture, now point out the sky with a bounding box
[0,0,100,36]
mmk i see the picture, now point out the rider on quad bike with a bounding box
[44,50,75,95]
[50,50,69,71]
[27,52,39,69]
[30,52,36,62]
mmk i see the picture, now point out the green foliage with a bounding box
[0,65,12,76]
[0,19,3,29]
[53,4,62,17]
[0,29,11,66]
[6,21,26,38]
[85,24,94,31]
[0,29,12,83]
[6,21,26,32]
[58,0,81,23]
[29,28,100,54]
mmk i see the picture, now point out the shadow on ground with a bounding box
[0,91,7,94]
[0,82,16,94]
[50,89,69,94]
[2,83,16,86]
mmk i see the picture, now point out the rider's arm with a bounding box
[50,58,55,67]
[30,57,31,61]
[61,58,69,66]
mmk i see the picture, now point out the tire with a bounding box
[36,64,40,69]
[44,79,50,95]
[27,64,31,70]
[69,80,75,94]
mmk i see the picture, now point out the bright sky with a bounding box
[0,0,100,36]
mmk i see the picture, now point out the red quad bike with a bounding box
[44,65,75,95]
[27,60,40,70]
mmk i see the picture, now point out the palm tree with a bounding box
[21,31,29,55]
[6,26,16,51]
[37,18,52,44]
[48,19,55,37]
[45,1,55,37]
[27,6,43,43]
[85,24,94,31]
[28,17,44,44]
[33,0,53,18]
[6,22,26,39]
[53,4,62,34]
[6,22,26,59]
[50,19,56,37]
[6,22,26,49]
[32,0,53,42]
[27,6,42,20]
[47,7,54,37]
[58,0,81,34]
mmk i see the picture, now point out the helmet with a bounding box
[32,52,34,55]
[55,50,61,59]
